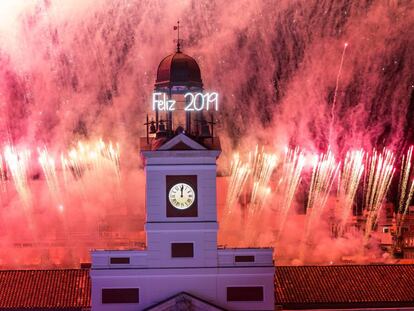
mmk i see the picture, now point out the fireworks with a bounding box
[0,155,6,193]
[0,139,121,211]
[225,146,277,218]
[363,149,395,243]
[328,42,349,144]
[275,147,305,240]
[0,136,410,261]
[225,153,251,216]
[223,146,277,246]
[3,146,32,208]
[306,150,340,216]
[304,149,340,244]
[247,145,278,215]
[38,147,62,206]
[60,139,121,183]
[336,149,365,235]
[224,144,402,258]
[396,146,414,238]
[297,149,340,261]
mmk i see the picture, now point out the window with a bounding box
[227,287,264,302]
[102,288,139,304]
[110,257,130,264]
[171,243,194,258]
[235,255,255,262]
[383,227,389,233]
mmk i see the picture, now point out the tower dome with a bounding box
[155,51,203,89]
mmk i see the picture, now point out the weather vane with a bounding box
[173,20,182,52]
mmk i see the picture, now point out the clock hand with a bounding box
[180,185,184,197]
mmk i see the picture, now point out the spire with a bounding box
[174,20,181,52]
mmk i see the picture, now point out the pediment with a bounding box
[145,292,226,311]
[158,133,206,151]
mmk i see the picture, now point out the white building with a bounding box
[90,40,275,310]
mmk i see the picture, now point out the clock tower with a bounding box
[90,33,275,311]
[141,132,221,269]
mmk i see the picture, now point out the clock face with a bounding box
[168,183,195,210]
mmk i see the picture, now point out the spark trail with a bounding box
[0,155,6,193]
[223,146,277,246]
[247,145,278,216]
[38,147,62,206]
[60,139,121,185]
[396,146,414,238]
[302,149,340,258]
[363,149,395,245]
[3,146,32,208]
[337,149,364,235]
[275,147,305,241]
[225,152,251,216]
[328,42,348,144]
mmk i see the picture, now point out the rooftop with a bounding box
[0,269,90,310]
[155,51,203,89]
[275,264,414,309]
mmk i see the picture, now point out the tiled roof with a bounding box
[275,264,414,309]
[0,269,90,310]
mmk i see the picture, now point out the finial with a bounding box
[174,20,181,52]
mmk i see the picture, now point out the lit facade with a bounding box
[90,45,275,310]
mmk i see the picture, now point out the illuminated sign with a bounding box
[152,92,219,111]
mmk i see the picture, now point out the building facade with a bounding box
[90,45,275,310]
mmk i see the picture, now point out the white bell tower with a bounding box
[90,27,275,310]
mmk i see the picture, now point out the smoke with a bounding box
[0,0,412,267]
